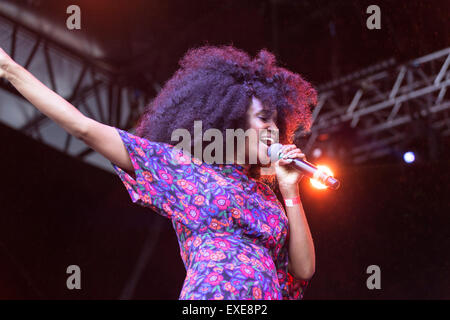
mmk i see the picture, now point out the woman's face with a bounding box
[244,96,279,167]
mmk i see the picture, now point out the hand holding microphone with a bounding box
[268,143,340,190]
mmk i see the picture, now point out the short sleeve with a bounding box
[275,233,310,300]
[110,127,202,220]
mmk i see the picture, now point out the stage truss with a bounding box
[304,47,450,164]
[0,13,157,166]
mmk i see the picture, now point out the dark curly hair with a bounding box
[135,45,317,180]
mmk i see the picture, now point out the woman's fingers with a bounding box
[279,144,296,157]
[279,145,305,160]
[285,149,306,160]
[277,145,307,167]
[278,158,292,165]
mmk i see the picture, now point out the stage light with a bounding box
[403,151,415,163]
[310,165,334,190]
[312,148,322,158]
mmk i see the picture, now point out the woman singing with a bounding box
[0,45,316,300]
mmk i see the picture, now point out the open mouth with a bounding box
[260,136,274,147]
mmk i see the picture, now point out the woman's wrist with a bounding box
[279,183,300,199]
[1,60,19,82]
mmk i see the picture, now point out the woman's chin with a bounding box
[257,153,271,167]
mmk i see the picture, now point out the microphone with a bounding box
[268,143,341,190]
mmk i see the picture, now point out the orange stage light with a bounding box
[310,165,334,190]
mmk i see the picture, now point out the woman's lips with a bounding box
[260,136,274,147]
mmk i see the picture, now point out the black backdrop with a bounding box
[0,122,449,299]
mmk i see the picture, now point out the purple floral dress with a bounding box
[111,128,309,300]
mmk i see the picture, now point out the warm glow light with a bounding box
[310,165,334,189]
[312,148,322,158]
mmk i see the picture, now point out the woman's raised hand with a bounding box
[0,45,134,173]
[0,47,15,79]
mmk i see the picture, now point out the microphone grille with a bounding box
[268,143,283,162]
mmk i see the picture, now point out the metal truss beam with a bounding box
[306,47,450,164]
[0,14,158,166]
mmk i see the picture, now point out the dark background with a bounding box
[0,0,449,299]
[3,0,449,86]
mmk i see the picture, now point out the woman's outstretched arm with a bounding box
[0,47,134,173]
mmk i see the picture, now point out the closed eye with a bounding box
[258,112,274,122]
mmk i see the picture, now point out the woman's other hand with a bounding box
[274,144,306,191]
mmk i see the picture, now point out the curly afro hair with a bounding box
[135,45,317,176]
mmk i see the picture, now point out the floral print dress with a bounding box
[110,128,309,300]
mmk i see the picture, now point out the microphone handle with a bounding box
[274,147,318,176]
[289,158,318,177]
[271,144,341,190]
[289,158,341,190]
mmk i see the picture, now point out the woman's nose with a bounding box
[265,126,279,141]
[266,120,278,132]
